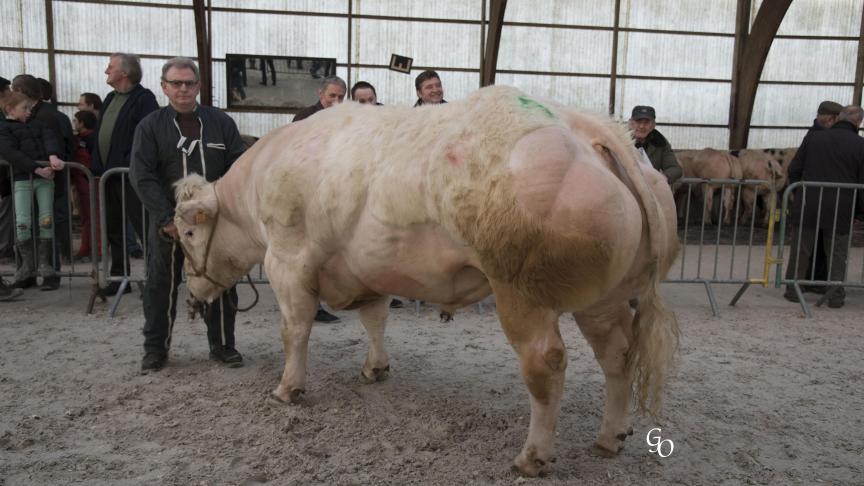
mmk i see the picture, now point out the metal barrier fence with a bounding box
[774,180,864,317]
[1,160,99,299]
[667,177,781,316]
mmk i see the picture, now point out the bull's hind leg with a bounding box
[491,281,566,477]
[573,302,634,456]
[357,298,390,383]
[265,250,320,404]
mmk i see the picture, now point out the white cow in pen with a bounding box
[173,86,679,476]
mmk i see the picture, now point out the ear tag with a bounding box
[195,209,207,225]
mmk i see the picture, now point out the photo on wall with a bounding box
[226,54,337,112]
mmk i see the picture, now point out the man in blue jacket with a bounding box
[92,53,159,295]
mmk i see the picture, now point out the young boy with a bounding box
[0,91,65,289]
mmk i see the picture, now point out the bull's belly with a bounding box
[317,220,492,310]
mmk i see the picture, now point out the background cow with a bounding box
[172,86,679,476]
[675,148,743,225]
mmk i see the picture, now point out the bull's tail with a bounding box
[585,117,679,418]
[630,270,679,417]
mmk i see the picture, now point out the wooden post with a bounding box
[608,0,621,116]
[44,0,57,104]
[193,0,212,106]
[728,0,792,149]
[480,0,507,86]
[852,1,864,107]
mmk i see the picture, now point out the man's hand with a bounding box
[34,167,55,179]
[161,221,179,240]
[48,155,65,171]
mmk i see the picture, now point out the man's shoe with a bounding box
[389,298,404,309]
[314,307,340,323]
[40,276,60,291]
[209,346,244,367]
[129,249,144,259]
[782,288,800,303]
[141,352,167,373]
[12,277,36,289]
[827,297,845,309]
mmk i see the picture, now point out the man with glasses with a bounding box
[92,53,159,296]
[130,57,247,373]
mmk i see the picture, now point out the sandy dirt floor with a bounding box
[0,269,862,485]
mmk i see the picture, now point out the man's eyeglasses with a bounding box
[163,79,199,88]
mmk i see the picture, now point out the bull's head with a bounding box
[174,174,235,303]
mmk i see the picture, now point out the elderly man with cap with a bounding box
[807,100,843,135]
[628,105,682,184]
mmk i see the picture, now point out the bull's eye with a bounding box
[185,230,194,237]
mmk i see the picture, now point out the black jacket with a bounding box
[0,117,62,180]
[129,104,246,228]
[292,101,324,122]
[92,84,159,175]
[29,101,75,160]
[788,120,864,231]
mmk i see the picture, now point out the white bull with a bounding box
[173,86,679,476]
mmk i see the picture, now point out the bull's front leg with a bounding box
[265,250,320,404]
[573,303,634,457]
[357,297,390,383]
[491,281,566,477]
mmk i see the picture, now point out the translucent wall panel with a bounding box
[53,54,172,106]
[494,73,609,113]
[751,84,854,127]
[230,111,294,138]
[210,0,346,13]
[763,0,863,37]
[661,126,730,150]
[761,39,857,83]
[497,26,612,74]
[0,51,49,79]
[351,19,480,69]
[0,0,47,49]
[353,0,481,20]
[504,0,614,27]
[349,67,478,105]
[211,12,348,60]
[617,32,734,79]
[53,3,197,57]
[620,0,737,33]
[748,128,810,149]
[615,79,731,125]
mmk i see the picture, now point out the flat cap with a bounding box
[817,100,842,116]
[631,105,656,120]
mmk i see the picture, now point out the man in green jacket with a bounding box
[629,105,682,184]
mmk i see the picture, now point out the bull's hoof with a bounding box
[360,365,390,384]
[268,388,305,405]
[591,442,624,458]
[512,450,554,477]
[440,311,453,322]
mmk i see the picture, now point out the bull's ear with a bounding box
[177,198,217,225]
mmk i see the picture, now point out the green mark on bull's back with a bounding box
[518,96,556,119]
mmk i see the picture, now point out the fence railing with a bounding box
[1,160,100,299]
[773,180,864,317]
[4,164,861,319]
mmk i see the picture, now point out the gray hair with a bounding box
[110,53,143,84]
[161,57,200,82]
[838,105,864,127]
[320,76,346,92]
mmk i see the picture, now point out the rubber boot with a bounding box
[13,240,37,289]
[37,239,59,291]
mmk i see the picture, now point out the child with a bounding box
[71,110,100,260]
[0,91,65,290]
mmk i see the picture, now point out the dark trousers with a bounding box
[142,221,238,354]
[0,195,14,258]
[785,226,849,298]
[104,176,145,277]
